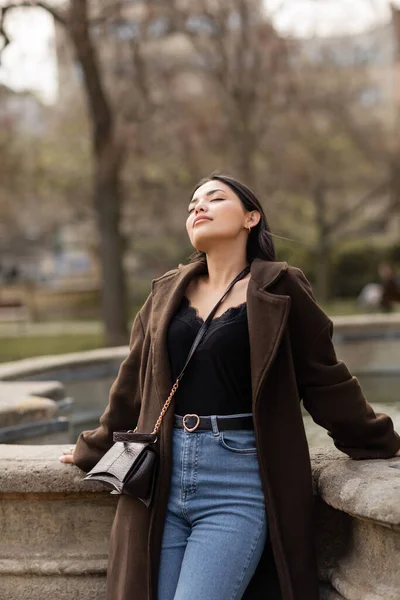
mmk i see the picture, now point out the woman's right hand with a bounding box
[59,445,76,464]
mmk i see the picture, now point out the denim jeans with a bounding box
[157,413,268,600]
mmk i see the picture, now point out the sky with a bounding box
[0,7,57,103]
[266,0,398,37]
[0,0,398,104]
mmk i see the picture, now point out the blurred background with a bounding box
[0,0,400,360]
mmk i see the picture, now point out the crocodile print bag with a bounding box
[83,265,250,507]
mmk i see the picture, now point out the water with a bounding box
[64,376,116,442]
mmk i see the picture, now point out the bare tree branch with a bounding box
[1,1,66,25]
[0,1,66,61]
[328,181,389,236]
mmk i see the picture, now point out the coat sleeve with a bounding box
[72,308,147,473]
[286,266,400,460]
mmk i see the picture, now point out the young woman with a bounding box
[60,173,400,600]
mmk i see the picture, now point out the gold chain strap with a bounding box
[132,378,180,436]
[151,378,180,435]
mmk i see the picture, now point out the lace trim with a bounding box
[182,295,247,324]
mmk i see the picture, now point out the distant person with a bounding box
[378,262,400,312]
[357,282,382,311]
[4,265,19,284]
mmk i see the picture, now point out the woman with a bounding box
[60,173,400,600]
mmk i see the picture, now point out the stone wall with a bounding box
[0,444,399,600]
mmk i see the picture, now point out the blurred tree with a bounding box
[1,0,398,313]
[264,38,393,301]
[0,84,92,275]
[0,111,24,242]
[0,0,129,345]
[172,0,291,183]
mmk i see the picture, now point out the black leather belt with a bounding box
[173,414,254,432]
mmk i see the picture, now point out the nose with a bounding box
[194,202,207,215]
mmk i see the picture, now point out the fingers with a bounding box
[59,454,74,463]
[59,446,76,464]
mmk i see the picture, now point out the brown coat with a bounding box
[73,258,400,600]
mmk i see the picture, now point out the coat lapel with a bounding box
[247,260,291,406]
[150,258,291,413]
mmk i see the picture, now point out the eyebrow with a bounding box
[189,188,226,205]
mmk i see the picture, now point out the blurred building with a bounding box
[292,4,400,125]
[0,84,47,135]
[35,222,100,288]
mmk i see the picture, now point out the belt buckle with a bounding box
[182,414,200,432]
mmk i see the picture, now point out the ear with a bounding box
[249,211,261,227]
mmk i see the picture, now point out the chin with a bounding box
[191,233,220,250]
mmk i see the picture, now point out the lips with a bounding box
[193,216,212,226]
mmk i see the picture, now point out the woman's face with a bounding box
[186,180,256,252]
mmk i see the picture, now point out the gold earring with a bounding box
[246,225,251,233]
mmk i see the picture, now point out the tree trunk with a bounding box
[314,248,332,304]
[69,0,128,346]
[313,181,332,303]
[237,129,254,183]
[94,154,128,346]
[390,158,400,211]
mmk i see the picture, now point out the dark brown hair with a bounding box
[187,171,277,265]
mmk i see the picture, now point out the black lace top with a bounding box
[166,295,252,416]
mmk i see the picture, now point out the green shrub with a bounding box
[331,239,398,297]
[275,239,315,279]
[277,237,400,298]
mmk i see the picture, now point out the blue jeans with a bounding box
[157,413,268,600]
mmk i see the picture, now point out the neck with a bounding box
[202,248,250,291]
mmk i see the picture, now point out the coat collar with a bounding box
[150,258,290,419]
[152,257,288,294]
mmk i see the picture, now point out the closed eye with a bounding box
[188,198,223,213]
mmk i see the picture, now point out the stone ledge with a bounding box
[332,313,400,328]
[315,456,400,529]
[0,396,57,428]
[0,347,129,381]
[0,381,65,400]
[0,558,106,575]
[319,583,345,600]
[0,443,105,494]
[0,444,399,600]
[1,444,399,521]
